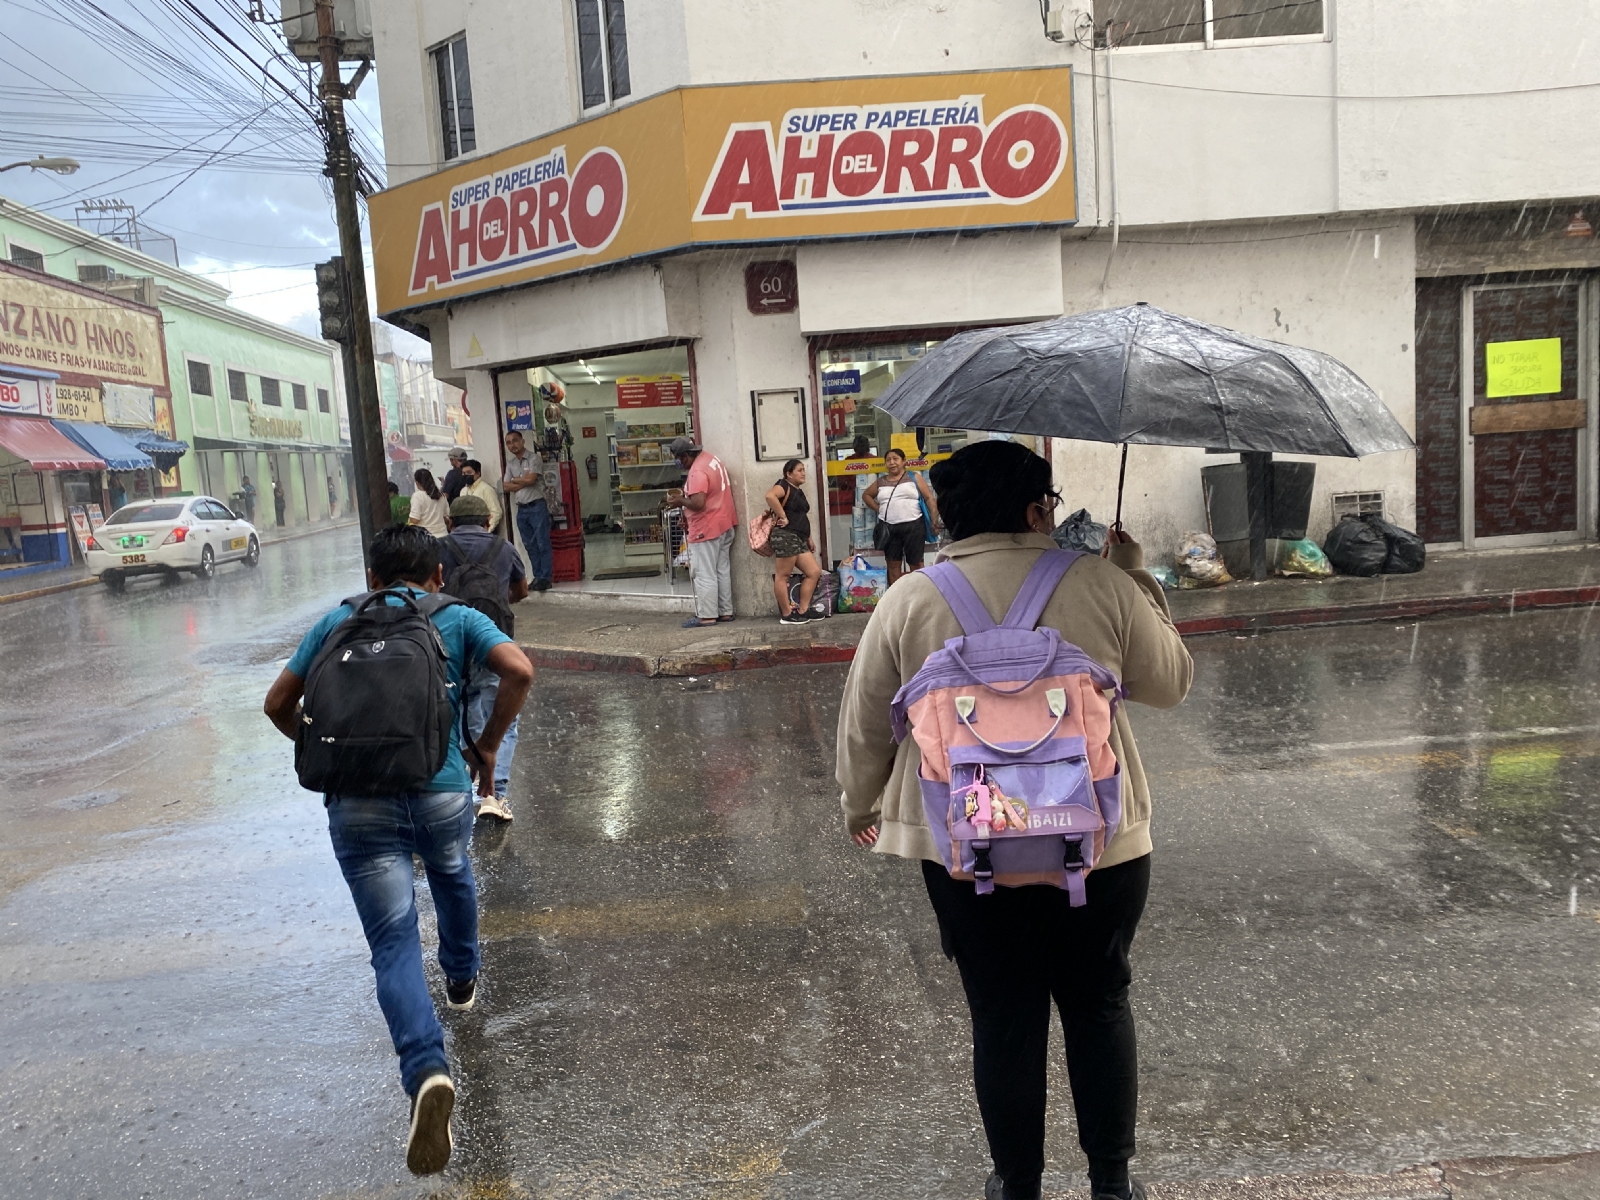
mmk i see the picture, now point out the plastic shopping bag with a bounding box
[836,554,888,613]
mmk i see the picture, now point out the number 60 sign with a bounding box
[744,261,797,316]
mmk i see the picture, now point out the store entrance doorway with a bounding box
[493,344,697,601]
[811,332,1045,566]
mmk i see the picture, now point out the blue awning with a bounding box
[51,420,154,471]
[131,433,189,471]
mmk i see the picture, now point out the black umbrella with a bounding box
[875,303,1413,579]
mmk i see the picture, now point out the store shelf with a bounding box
[615,436,683,444]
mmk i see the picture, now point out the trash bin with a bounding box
[1202,461,1316,579]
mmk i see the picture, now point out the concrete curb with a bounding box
[1171,583,1600,638]
[524,585,1600,674]
[524,640,859,677]
[0,519,361,607]
[0,576,98,605]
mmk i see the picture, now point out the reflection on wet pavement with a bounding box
[2,541,1599,1198]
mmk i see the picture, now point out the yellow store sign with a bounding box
[0,263,169,392]
[370,67,1076,316]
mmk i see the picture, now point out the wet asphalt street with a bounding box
[2,526,1599,1199]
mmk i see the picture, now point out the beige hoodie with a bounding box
[836,532,1193,870]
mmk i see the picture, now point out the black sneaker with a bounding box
[445,975,476,1010]
[533,578,552,592]
[406,1072,455,1175]
[1091,1179,1147,1200]
[780,610,809,625]
[984,1173,1041,1200]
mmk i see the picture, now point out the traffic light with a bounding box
[314,257,350,343]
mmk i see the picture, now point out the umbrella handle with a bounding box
[1112,442,1128,532]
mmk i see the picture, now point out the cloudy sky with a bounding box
[1,0,427,355]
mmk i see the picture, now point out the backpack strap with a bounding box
[414,592,464,616]
[1001,549,1083,630]
[923,561,997,635]
[345,587,425,615]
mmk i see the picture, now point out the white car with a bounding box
[87,496,261,590]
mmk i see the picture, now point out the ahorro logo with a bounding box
[408,144,628,295]
[694,95,1067,221]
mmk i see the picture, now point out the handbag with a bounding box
[873,479,913,550]
[748,509,776,557]
[751,481,794,558]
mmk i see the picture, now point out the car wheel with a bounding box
[195,545,215,580]
[102,571,125,592]
[244,536,260,567]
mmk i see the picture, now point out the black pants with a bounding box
[922,854,1151,1197]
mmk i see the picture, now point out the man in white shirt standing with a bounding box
[503,430,551,591]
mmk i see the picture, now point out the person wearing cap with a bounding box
[663,436,736,627]
[441,447,470,504]
[441,493,529,822]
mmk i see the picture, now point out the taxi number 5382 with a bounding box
[121,554,146,564]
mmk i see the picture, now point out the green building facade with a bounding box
[0,197,352,531]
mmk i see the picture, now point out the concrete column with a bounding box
[686,252,815,617]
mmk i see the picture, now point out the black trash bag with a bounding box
[1322,515,1389,577]
[1052,507,1107,553]
[1363,514,1426,574]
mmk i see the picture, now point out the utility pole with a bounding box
[315,0,389,561]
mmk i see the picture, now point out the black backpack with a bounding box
[295,589,463,796]
[444,534,516,637]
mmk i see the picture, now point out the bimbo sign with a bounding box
[407,144,628,296]
[695,95,1067,220]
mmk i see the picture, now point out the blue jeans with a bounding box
[516,498,552,583]
[463,673,517,800]
[326,790,479,1096]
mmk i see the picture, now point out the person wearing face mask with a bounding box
[459,460,503,537]
[836,439,1192,1200]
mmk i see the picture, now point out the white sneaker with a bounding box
[477,795,513,822]
[406,1072,455,1175]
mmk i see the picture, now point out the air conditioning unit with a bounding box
[77,264,116,283]
[281,0,373,63]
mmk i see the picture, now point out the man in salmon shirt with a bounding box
[664,436,737,627]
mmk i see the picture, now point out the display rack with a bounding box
[613,415,689,563]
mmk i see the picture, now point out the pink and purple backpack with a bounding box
[891,550,1124,905]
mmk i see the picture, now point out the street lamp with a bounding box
[0,156,81,175]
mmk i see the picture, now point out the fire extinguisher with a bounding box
[586,453,599,481]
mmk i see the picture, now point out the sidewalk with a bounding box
[514,543,1600,675]
[0,518,359,605]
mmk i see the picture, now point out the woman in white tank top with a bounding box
[864,447,941,586]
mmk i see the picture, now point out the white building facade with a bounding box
[364,0,1600,610]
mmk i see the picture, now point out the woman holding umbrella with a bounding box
[837,439,1192,1200]
[862,447,939,586]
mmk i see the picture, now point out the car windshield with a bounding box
[104,504,185,525]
